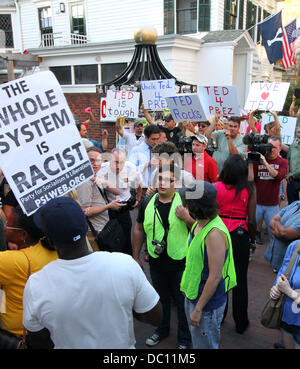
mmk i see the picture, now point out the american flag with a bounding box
[281,19,297,69]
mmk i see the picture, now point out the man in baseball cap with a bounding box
[184,135,219,183]
[34,196,88,247]
[23,196,162,349]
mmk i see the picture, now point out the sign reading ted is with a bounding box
[0,71,94,215]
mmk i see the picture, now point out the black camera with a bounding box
[178,135,193,155]
[152,240,166,256]
[242,133,274,164]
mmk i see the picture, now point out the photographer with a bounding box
[184,135,218,183]
[97,148,142,255]
[248,136,288,272]
[132,164,193,349]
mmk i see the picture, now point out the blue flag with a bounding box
[258,11,283,64]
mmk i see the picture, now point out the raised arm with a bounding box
[248,110,258,134]
[141,103,156,125]
[115,116,124,137]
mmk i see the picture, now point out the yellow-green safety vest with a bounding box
[180,216,237,300]
[143,192,189,259]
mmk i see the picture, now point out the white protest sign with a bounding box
[165,94,207,123]
[106,90,140,119]
[198,85,240,118]
[100,97,116,122]
[141,79,176,110]
[261,113,298,145]
[244,82,290,111]
[0,71,94,215]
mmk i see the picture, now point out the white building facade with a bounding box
[0,0,286,106]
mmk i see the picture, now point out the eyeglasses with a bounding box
[3,221,23,231]
[199,124,207,128]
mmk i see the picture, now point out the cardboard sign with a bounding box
[141,79,176,110]
[261,113,298,145]
[106,90,140,119]
[165,94,207,123]
[0,71,94,215]
[100,97,116,122]
[244,82,290,111]
[198,85,240,118]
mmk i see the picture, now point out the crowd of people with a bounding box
[0,94,300,350]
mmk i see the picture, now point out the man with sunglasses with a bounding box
[133,164,193,349]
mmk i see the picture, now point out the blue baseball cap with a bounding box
[34,197,88,245]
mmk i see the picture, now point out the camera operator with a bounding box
[96,148,142,255]
[132,164,193,349]
[184,135,218,183]
[248,136,288,272]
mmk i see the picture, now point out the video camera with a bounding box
[242,133,273,164]
[177,136,193,155]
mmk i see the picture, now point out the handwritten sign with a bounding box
[261,113,297,145]
[198,85,240,118]
[0,71,94,215]
[165,94,207,123]
[244,82,290,111]
[106,90,140,119]
[141,79,176,110]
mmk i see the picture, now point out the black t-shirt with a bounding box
[137,192,186,272]
[158,126,182,146]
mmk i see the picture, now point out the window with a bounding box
[238,0,244,29]
[101,63,127,85]
[224,0,237,30]
[74,64,98,84]
[246,0,257,40]
[163,0,210,35]
[176,0,197,34]
[38,7,53,46]
[198,0,210,32]
[164,0,174,34]
[70,3,86,35]
[50,66,72,85]
[0,14,14,48]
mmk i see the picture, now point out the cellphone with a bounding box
[294,88,300,99]
[84,107,91,113]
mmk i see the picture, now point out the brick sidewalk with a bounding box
[134,233,282,349]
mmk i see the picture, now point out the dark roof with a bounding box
[201,30,246,43]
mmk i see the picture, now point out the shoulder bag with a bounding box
[261,240,300,329]
[86,186,126,253]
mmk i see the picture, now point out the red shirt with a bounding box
[253,156,288,206]
[216,181,249,232]
[184,151,219,183]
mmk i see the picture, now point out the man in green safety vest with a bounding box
[132,163,194,349]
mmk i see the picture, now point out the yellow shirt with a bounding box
[0,242,58,335]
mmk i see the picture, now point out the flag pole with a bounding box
[246,9,282,33]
